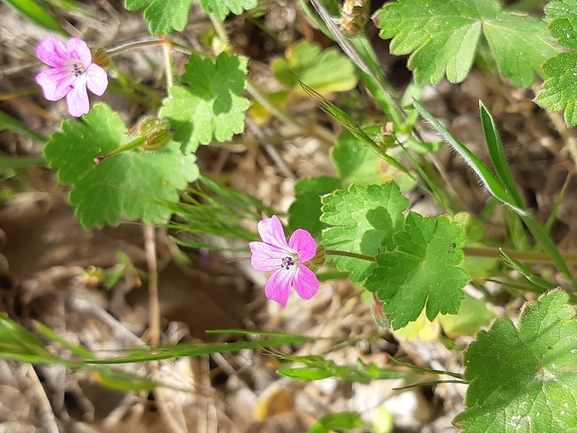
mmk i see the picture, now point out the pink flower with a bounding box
[249,215,320,307]
[35,36,108,117]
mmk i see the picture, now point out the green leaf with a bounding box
[546,0,577,50]
[331,127,417,190]
[307,412,365,433]
[365,214,469,329]
[331,127,386,184]
[373,0,557,87]
[124,0,193,35]
[198,0,257,21]
[321,183,409,282]
[160,53,250,153]
[454,290,577,432]
[438,294,495,338]
[272,41,357,94]
[288,176,342,239]
[2,0,67,35]
[537,53,577,126]
[44,103,199,228]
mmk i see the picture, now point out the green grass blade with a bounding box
[416,100,576,288]
[0,110,48,143]
[301,0,406,127]
[413,100,526,215]
[499,248,557,291]
[36,321,96,359]
[479,103,577,288]
[0,316,54,359]
[0,156,45,169]
[2,0,67,35]
[519,215,577,289]
[479,101,526,209]
[84,332,318,364]
[300,81,412,177]
[544,174,571,235]
[504,210,531,251]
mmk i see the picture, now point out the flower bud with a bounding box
[94,118,171,164]
[339,0,369,37]
[371,293,390,329]
[131,117,172,151]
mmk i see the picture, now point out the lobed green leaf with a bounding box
[124,0,192,35]
[546,0,577,50]
[366,214,469,329]
[537,53,577,126]
[454,290,577,432]
[321,183,408,282]
[198,0,257,21]
[160,53,251,153]
[273,41,357,94]
[44,103,199,228]
[373,0,556,87]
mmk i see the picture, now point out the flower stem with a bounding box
[208,15,230,49]
[163,40,174,90]
[325,249,376,262]
[105,38,164,57]
[94,136,147,164]
[464,247,577,264]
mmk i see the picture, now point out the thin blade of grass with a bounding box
[0,110,48,143]
[417,100,577,289]
[301,0,406,127]
[413,100,526,215]
[3,0,67,35]
[499,249,558,291]
[544,172,571,235]
[84,332,317,364]
[300,81,412,176]
[479,101,526,209]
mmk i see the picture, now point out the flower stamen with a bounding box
[69,62,86,77]
[281,256,296,270]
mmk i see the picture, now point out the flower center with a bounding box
[280,255,297,271]
[68,62,86,78]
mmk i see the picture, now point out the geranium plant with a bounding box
[2,0,577,431]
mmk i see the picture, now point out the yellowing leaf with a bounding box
[272,41,357,94]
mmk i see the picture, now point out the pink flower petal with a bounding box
[257,216,291,249]
[288,229,317,262]
[293,265,320,300]
[36,36,69,67]
[249,241,287,272]
[265,269,295,307]
[86,64,108,96]
[65,76,90,117]
[36,68,75,101]
[66,38,92,66]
